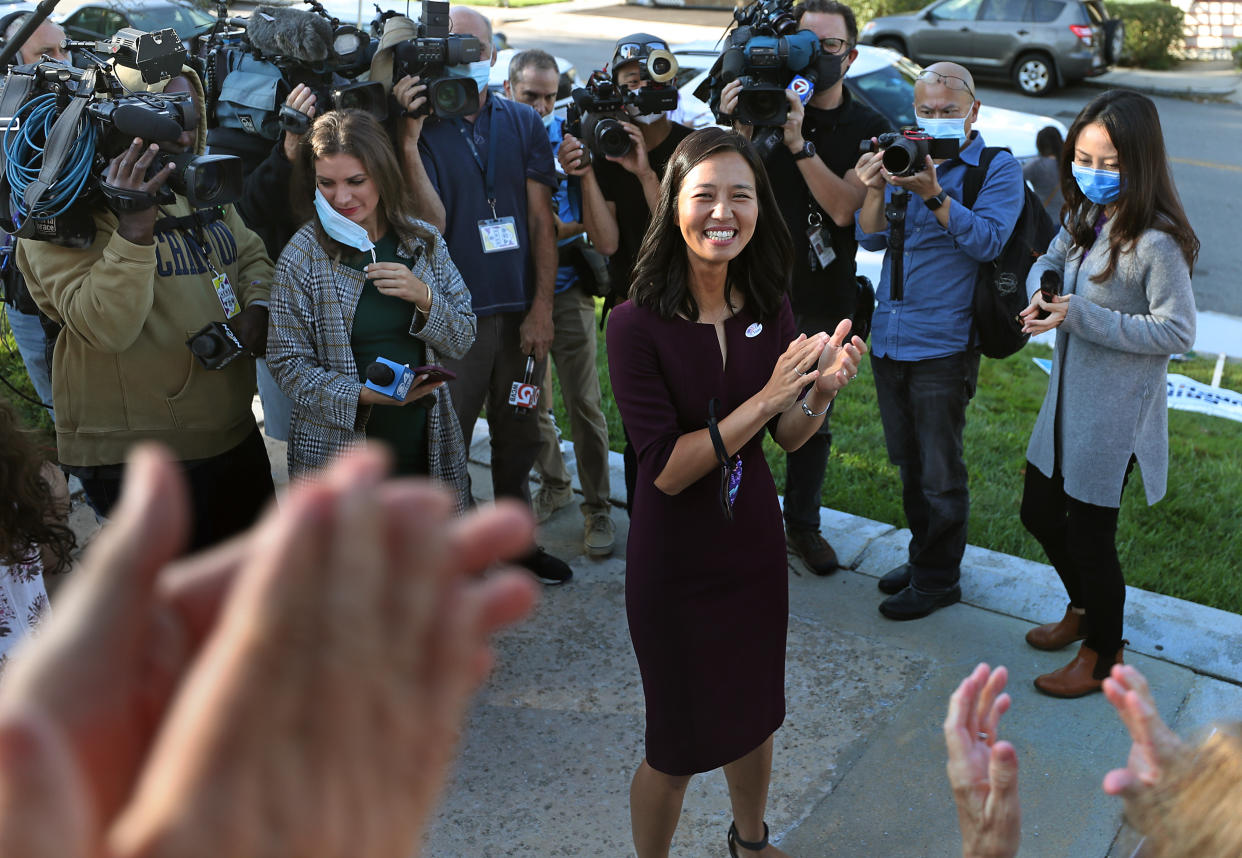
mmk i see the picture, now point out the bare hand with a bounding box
[1101,665,1184,807]
[611,121,653,181]
[782,89,805,152]
[519,302,554,362]
[760,333,828,416]
[106,139,175,243]
[1018,292,1069,335]
[557,134,592,176]
[282,83,317,162]
[886,156,942,200]
[359,376,445,407]
[856,147,886,190]
[813,318,866,395]
[944,663,1020,858]
[365,262,431,311]
[229,304,269,356]
[394,75,429,147]
[720,79,752,140]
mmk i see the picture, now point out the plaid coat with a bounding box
[268,220,475,509]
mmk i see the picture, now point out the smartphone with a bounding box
[1036,270,1062,320]
[411,365,457,384]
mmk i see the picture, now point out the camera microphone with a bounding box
[245,5,334,64]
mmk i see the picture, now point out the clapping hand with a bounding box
[813,317,866,395]
[761,332,829,415]
[1102,665,1184,805]
[944,663,1021,858]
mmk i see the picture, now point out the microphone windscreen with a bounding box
[1040,268,1062,294]
[110,103,184,143]
[246,5,333,64]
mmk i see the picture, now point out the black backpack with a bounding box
[962,147,1057,359]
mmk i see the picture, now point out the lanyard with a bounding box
[455,100,499,218]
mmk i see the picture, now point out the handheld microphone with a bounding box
[1037,269,1062,320]
[245,5,334,64]
[365,356,416,401]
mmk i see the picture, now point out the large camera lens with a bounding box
[881,138,922,177]
[738,86,788,126]
[428,78,479,119]
[594,117,631,159]
[645,49,678,84]
[162,153,243,208]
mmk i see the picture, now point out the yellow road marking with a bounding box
[1171,156,1242,174]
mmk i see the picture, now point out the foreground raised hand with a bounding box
[1101,664,1185,805]
[0,445,538,858]
[944,663,1020,858]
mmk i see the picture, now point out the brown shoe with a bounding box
[787,529,840,576]
[1025,603,1088,651]
[1034,643,1125,698]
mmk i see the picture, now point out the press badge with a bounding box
[478,217,520,254]
[807,226,836,271]
[212,272,242,319]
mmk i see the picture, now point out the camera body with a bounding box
[565,57,679,160]
[365,356,417,401]
[0,29,243,245]
[187,320,247,371]
[713,0,821,127]
[860,128,960,177]
[392,0,484,119]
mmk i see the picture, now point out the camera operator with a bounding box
[720,0,889,575]
[388,7,572,585]
[558,33,691,514]
[16,68,277,552]
[0,14,71,421]
[855,62,1023,620]
[504,49,615,558]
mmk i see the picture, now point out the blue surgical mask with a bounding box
[1071,163,1123,205]
[450,59,492,93]
[919,116,968,144]
[314,189,375,261]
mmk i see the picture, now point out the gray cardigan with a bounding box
[1026,218,1196,507]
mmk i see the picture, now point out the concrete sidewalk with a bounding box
[413,420,1242,858]
[1083,59,1242,106]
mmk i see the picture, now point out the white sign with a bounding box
[1033,358,1242,424]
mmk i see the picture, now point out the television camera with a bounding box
[712,0,822,127]
[564,50,678,160]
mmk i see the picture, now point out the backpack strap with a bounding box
[962,146,1002,211]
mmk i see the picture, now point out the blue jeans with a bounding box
[871,351,980,591]
[5,306,54,420]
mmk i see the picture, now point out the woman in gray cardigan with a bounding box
[1015,91,1198,699]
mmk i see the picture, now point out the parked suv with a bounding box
[859,0,1123,96]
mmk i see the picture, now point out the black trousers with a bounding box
[1019,462,1131,655]
[75,426,274,553]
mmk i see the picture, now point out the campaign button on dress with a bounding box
[745,322,763,338]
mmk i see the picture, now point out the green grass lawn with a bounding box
[0,310,55,456]
[544,299,1242,615]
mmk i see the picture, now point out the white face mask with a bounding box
[541,111,556,128]
[314,188,375,261]
[451,59,492,93]
[633,110,665,125]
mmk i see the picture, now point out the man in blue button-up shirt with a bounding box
[855,62,1023,621]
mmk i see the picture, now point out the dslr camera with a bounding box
[0,27,243,246]
[860,127,960,177]
[714,0,821,126]
[564,47,678,160]
[393,0,483,119]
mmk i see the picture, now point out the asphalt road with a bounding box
[496,4,1242,317]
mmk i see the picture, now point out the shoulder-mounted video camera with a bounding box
[860,127,959,176]
[711,0,821,127]
[392,0,482,119]
[564,47,678,161]
[0,27,243,246]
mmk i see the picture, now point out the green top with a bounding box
[344,231,428,476]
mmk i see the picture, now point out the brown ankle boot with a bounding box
[1025,604,1088,651]
[1034,643,1125,698]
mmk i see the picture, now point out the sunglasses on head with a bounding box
[615,41,667,60]
[916,69,976,101]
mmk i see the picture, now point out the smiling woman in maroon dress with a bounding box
[607,127,867,858]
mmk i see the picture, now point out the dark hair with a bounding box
[795,0,859,45]
[292,109,435,254]
[1061,90,1199,282]
[629,127,792,323]
[1035,125,1063,159]
[0,402,74,571]
[509,48,558,84]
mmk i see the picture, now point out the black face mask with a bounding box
[813,52,846,93]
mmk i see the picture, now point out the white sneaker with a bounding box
[584,512,615,557]
[533,484,574,523]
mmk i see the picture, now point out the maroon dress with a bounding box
[606,297,795,777]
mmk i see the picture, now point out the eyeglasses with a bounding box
[615,40,667,60]
[819,37,852,55]
[916,69,976,101]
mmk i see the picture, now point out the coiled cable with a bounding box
[2,93,97,223]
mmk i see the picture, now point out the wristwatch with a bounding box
[792,140,817,161]
[924,190,949,211]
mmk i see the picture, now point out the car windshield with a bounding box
[849,57,920,128]
[129,5,214,35]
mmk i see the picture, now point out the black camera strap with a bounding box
[154,206,226,276]
[453,99,499,217]
[23,67,98,217]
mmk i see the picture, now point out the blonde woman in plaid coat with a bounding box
[267,111,476,508]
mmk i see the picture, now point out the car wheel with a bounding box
[874,37,907,57]
[1012,53,1056,96]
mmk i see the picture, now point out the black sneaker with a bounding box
[518,546,573,585]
